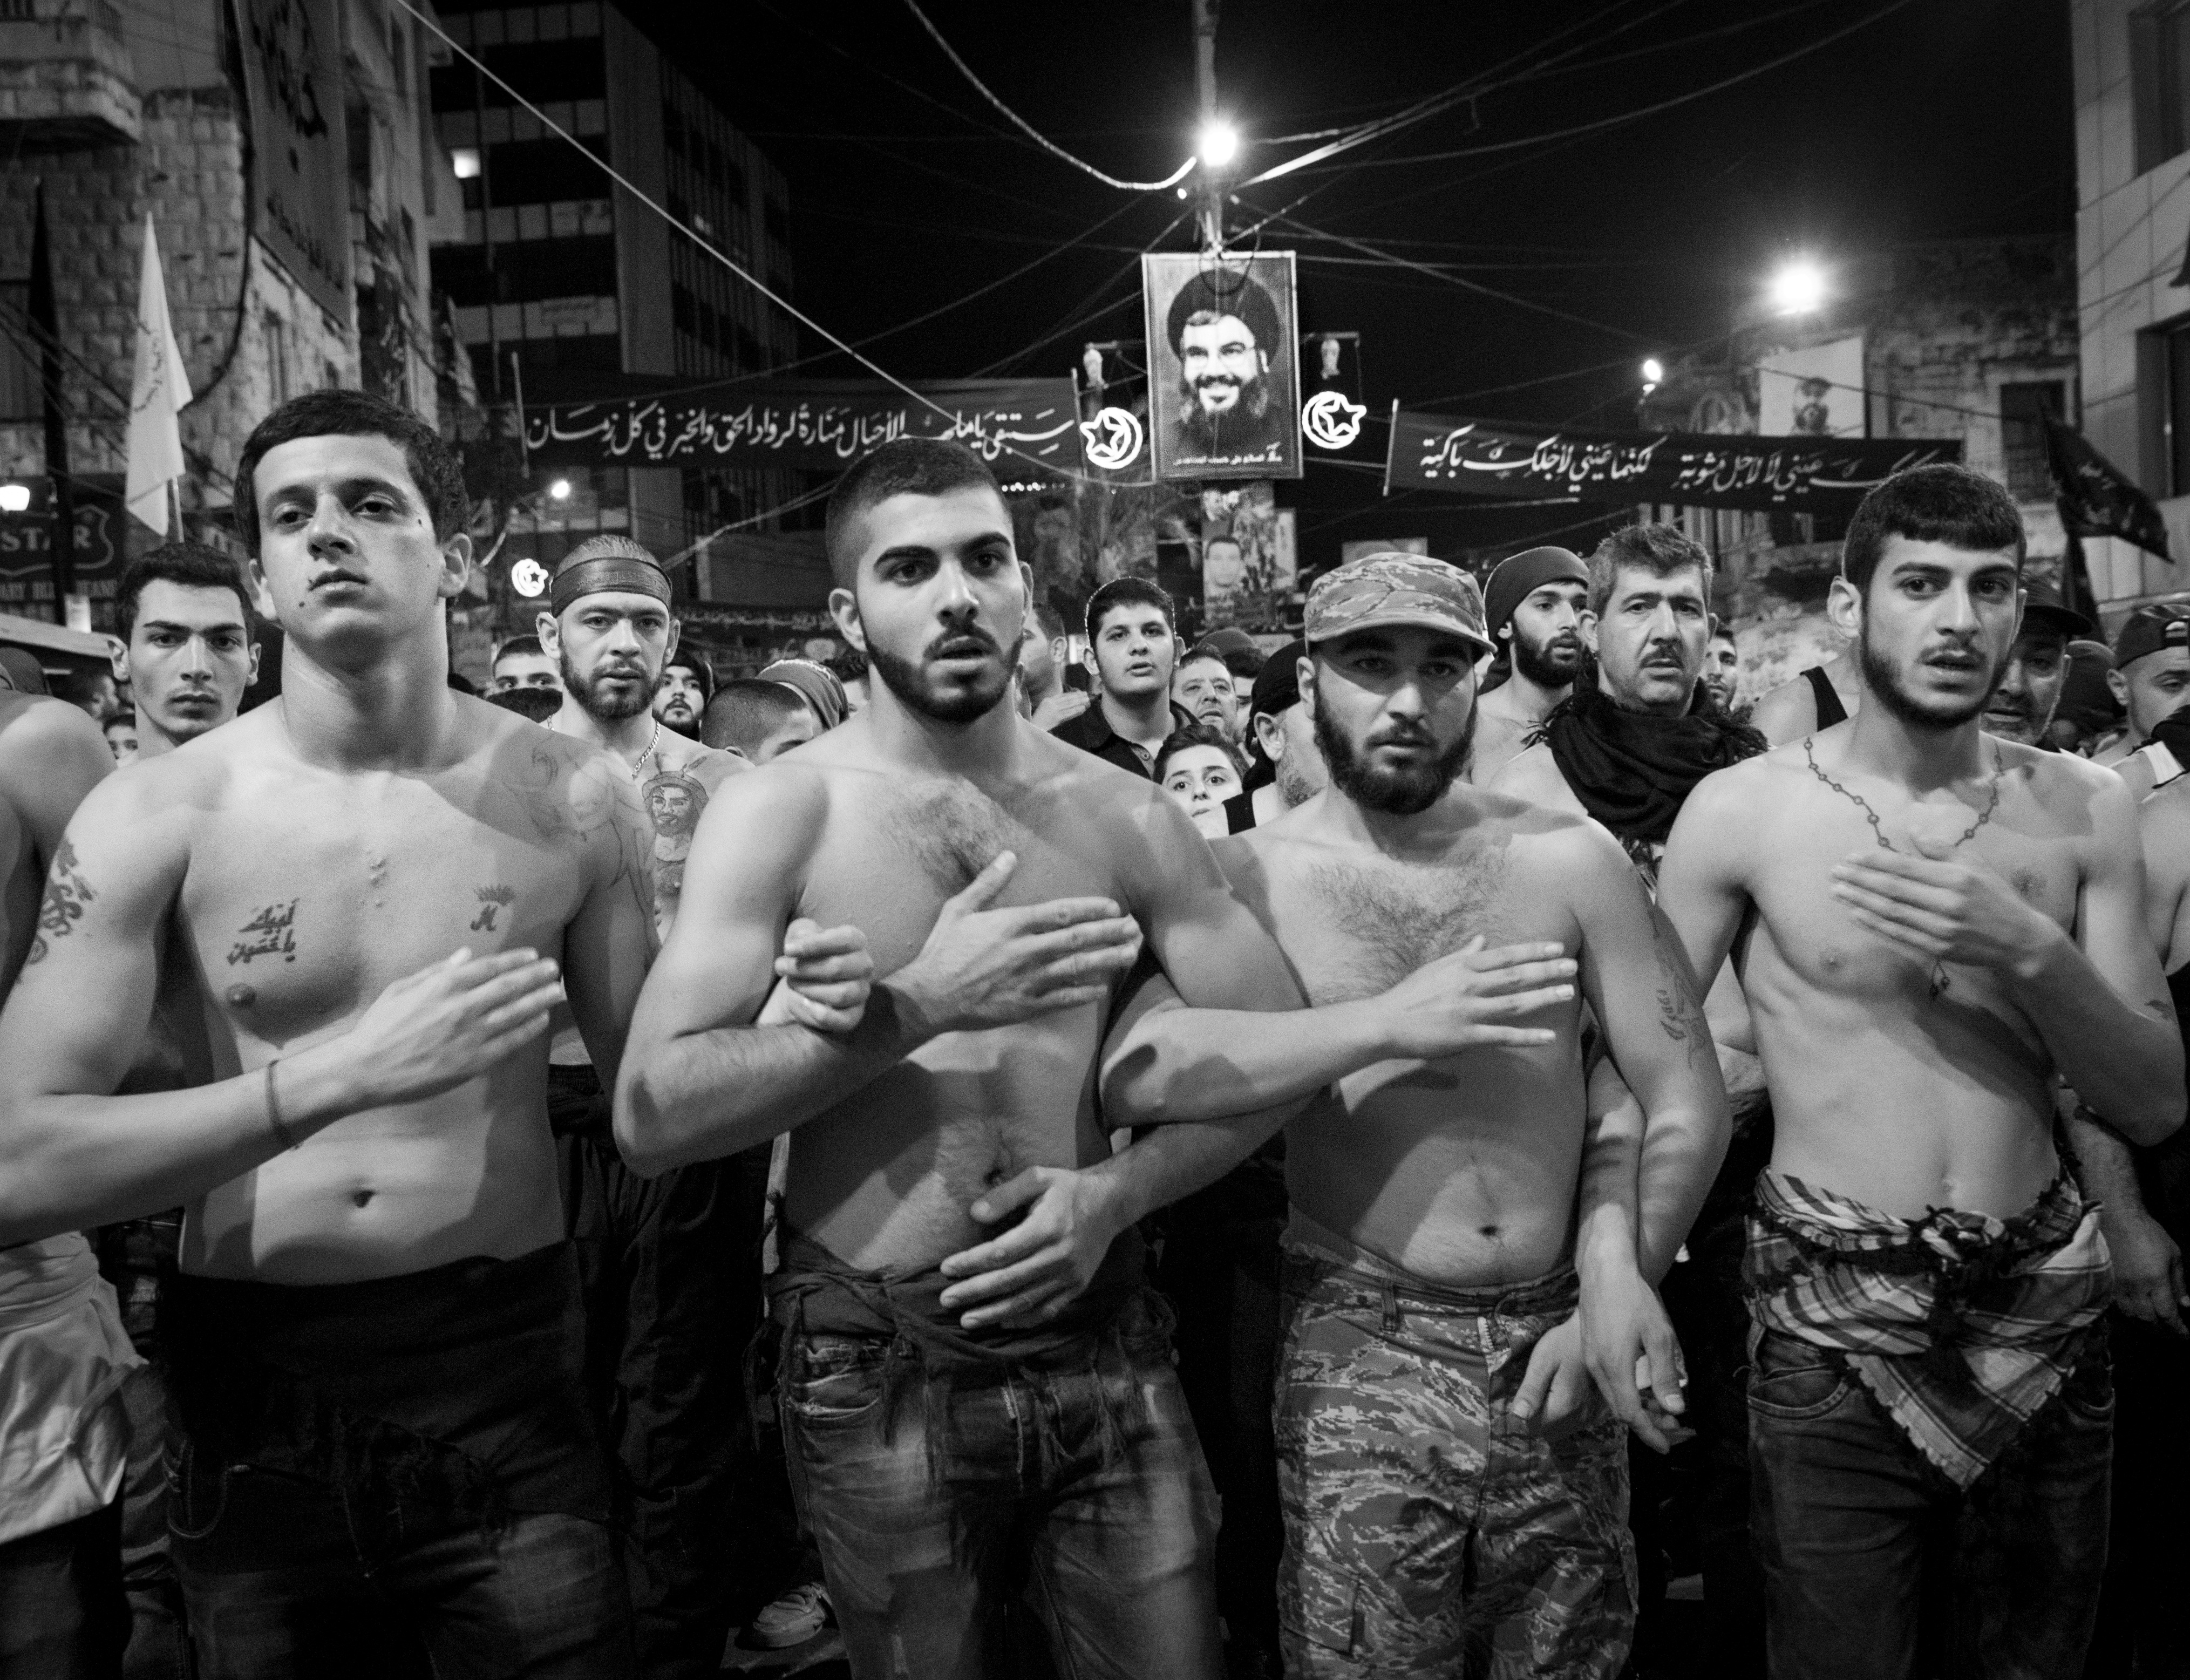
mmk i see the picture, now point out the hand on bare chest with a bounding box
[802,778,1128,974]
[181,797,585,1038]
[1281,842,1547,1004]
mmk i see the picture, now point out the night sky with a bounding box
[632,0,2072,566]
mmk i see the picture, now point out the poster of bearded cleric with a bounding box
[1142,251,1303,482]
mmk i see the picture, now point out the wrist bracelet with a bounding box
[264,1059,301,1152]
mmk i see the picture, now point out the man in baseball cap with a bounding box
[2101,603,2190,795]
[1472,545,1593,784]
[1105,544,1726,1676]
[1166,266,1290,467]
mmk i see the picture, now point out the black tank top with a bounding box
[1803,665,1848,728]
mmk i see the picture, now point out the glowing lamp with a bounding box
[0,483,30,514]
[548,478,572,501]
[452,148,481,181]
[1641,358,1665,388]
[1197,122,1240,171]
[1767,259,1828,316]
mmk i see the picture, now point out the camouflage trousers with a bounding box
[1275,1232,1635,1679]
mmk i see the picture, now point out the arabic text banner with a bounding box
[1385,411,1962,513]
[524,379,1084,479]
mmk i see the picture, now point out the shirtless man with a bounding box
[1467,544,1590,784]
[614,443,1572,1679]
[1750,647,1860,743]
[1097,552,1729,1677]
[2098,603,2190,795]
[0,389,658,1677]
[533,536,745,1680]
[0,689,132,1673]
[1657,464,2184,1679]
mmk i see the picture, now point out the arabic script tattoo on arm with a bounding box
[227,899,299,965]
[26,838,94,966]
[1650,906,1712,1071]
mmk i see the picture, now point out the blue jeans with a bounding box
[779,1287,1222,1680]
[168,1447,632,1679]
[1747,1327,2112,1680]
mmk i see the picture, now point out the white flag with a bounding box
[125,214,192,536]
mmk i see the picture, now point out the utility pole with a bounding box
[1193,0,1221,252]
[29,183,76,627]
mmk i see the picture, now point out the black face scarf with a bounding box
[1535,678,1768,847]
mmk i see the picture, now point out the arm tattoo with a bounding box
[1649,907,1712,1071]
[25,838,94,965]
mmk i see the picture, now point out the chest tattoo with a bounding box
[640,767,710,936]
[470,884,517,933]
[1305,841,1512,992]
[227,900,300,965]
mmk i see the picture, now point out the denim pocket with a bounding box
[164,1439,231,1542]
[1746,1333,1851,1421]
[783,1337,890,1426]
[2056,1345,2115,1425]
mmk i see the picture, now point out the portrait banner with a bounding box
[237,0,352,324]
[1758,335,1866,438]
[524,379,1083,485]
[1384,411,1960,514]
[1142,251,1303,482]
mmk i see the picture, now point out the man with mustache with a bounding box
[1977,576,2087,748]
[651,652,712,739]
[1657,464,2182,1678]
[1099,552,1731,1678]
[1166,270,1290,470]
[1469,545,1593,784]
[1493,523,1773,1674]
[615,445,1582,1679]
[534,535,752,1678]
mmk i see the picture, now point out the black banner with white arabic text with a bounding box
[1385,412,1961,512]
[523,379,1083,483]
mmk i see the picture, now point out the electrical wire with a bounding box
[391,0,1100,487]
[900,0,1194,193]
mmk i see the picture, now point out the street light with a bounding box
[548,477,572,501]
[1766,257,1828,316]
[1196,120,1240,171]
[0,484,29,514]
[1640,357,1665,391]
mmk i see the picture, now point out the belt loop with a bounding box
[1380,1279,1401,1334]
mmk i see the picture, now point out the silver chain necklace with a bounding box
[1803,734,2003,1000]
[553,714,661,783]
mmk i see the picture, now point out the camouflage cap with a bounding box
[1302,552,1493,660]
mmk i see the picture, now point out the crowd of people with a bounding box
[0,387,2184,1680]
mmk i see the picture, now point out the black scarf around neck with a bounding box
[1535,682,1767,847]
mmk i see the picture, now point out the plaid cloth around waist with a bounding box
[1743,1167,2112,1488]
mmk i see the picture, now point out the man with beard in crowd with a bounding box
[2099,604,2190,798]
[1658,464,2182,1679]
[1166,270,1290,471]
[533,535,753,1678]
[0,679,127,1673]
[1469,545,1592,784]
[1493,522,1772,1677]
[1705,627,1742,715]
[651,652,712,739]
[1221,639,1327,833]
[1977,577,2086,749]
[491,633,563,698]
[1099,552,1731,1678]
[1052,576,1192,777]
[0,388,658,1676]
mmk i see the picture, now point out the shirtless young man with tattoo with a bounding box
[0,689,134,1671]
[615,442,1563,1680]
[0,390,659,1678]
[533,536,747,1679]
[1657,465,2185,1680]
[1098,553,1731,1678]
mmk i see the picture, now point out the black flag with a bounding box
[2048,418,2172,561]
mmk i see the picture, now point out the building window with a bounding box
[1999,381,2064,501]
[2132,3,2190,175]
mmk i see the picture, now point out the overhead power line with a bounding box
[900,0,1194,192]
